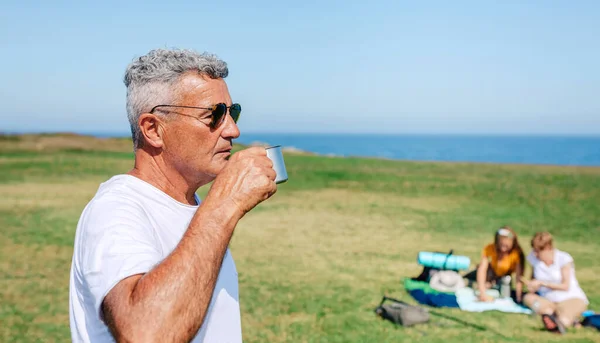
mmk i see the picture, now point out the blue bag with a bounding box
[582,314,600,331]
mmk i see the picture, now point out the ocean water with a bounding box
[233,133,600,167]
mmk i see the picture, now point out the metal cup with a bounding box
[265,145,288,184]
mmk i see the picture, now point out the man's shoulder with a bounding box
[73,176,160,263]
[86,174,164,209]
[78,175,151,231]
[94,174,146,198]
[86,177,143,211]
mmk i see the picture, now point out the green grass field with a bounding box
[1,134,599,342]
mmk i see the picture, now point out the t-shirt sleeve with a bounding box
[483,244,495,258]
[526,251,537,266]
[557,250,574,268]
[77,197,162,321]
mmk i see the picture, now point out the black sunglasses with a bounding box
[149,103,241,128]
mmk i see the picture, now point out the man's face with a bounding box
[160,73,240,182]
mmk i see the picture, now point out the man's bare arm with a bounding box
[102,199,239,343]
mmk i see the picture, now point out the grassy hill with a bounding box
[1,133,599,342]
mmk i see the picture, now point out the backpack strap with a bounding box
[442,249,454,270]
[379,295,410,307]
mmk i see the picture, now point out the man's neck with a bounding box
[128,148,209,205]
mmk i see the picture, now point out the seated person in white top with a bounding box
[69,48,278,343]
[523,232,589,334]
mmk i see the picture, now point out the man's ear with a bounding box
[138,113,166,149]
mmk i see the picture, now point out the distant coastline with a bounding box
[2,131,599,167]
[234,133,600,167]
[4,130,600,138]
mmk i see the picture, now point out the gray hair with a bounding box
[123,48,229,148]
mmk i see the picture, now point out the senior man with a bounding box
[69,48,277,343]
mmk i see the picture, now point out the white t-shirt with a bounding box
[526,249,588,304]
[69,175,241,343]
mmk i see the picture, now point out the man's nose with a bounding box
[220,114,240,139]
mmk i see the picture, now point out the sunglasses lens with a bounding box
[210,103,242,127]
[230,103,241,123]
[211,103,227,127]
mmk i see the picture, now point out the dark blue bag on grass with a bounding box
[582,314,600,331]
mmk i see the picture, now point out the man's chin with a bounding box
[210,159,229,175]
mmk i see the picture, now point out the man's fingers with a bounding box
[263,167,276,181]
[267,185,277,198]
[234,147,268,159]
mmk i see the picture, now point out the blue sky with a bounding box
[1,0,599,135]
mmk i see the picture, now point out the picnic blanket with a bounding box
[404,279,459,308]
[455,288,532,314]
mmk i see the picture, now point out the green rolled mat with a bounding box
[403,278,455,295]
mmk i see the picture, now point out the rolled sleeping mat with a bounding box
[417,251,470,271]
[582,310,595,318]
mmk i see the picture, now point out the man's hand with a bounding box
[207,147,277,216]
